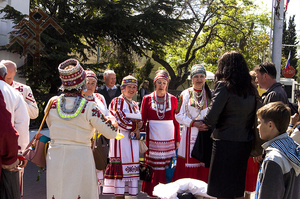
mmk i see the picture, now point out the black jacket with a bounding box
[203,81,256,142]
[261,82,288,105]
[97,85,121,108]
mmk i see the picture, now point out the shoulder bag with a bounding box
[22,99,53,168]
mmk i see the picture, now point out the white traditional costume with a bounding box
[46,59,117,199]
[140,70,181,197]
[83,69,110,192]
[0,79,29,153]
[173,65,212,183]
[11,81,39,119]
[103,75,140,196]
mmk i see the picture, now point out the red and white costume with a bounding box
[173,87,210,182]
[103,95,140,196]
[140,92,180,197]
[11,81,38,119]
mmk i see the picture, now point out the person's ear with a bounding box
[268,120,275,130]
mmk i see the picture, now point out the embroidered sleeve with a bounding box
[89,105,118,139]
[172,96,181,143]
[24,86,39,119]
[175,90,193,127]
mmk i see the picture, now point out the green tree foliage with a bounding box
[282,15,298,79]
[1,0,190,93]
[151,0,271,89]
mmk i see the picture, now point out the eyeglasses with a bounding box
[259,64,268,74]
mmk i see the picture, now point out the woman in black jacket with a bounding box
[202,51,256,199]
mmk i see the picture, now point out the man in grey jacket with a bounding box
[254,61,288,106]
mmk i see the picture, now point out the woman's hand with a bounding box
[253,155,263,163]
[2,159,19,171]
[193,121,209,131]
[134,130,141,140]
[106,115,118,127]
[18,159,28,168]
[137,121,143,130]
[290,113,299,126]
[175,142,180,149]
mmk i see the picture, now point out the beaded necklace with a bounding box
[154,91,167,120]
[83,94,94,101]
[193,88,205,109]
[57,94,87,119]
[186,87,206,120]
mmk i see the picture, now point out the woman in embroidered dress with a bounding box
[173,64,212,183]
[140,70,181,197]
[82,69,113,193]
[103,74,143,199]
[45,59,118,199]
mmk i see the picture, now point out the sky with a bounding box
[254,0,300,57]
[255,0,300,41]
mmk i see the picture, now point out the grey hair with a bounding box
[0,63,7,78]
[0,60,17,71]
[103,69,115,78]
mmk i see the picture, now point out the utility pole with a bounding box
[272,0,284,82]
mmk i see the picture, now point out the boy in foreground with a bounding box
[255,101,300,199]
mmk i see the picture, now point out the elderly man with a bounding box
[254,61,288,105]
[97,69,121,107]
[1,60,39,119]
[0,63,29,198]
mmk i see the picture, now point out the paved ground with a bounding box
[23,129,254,199]
[23,129,151,199]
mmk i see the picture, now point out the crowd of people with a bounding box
[1,51,300,199]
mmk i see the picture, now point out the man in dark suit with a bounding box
[97,69,121,107]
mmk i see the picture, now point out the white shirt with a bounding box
[0,80,29,152]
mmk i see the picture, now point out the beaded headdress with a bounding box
[85,69,97,81]
[58,59,86,91]
[121,74,137,87]
[190,64,206,78]
[154,70,169,83]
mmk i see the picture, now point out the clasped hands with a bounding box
[2,155,28,171]
[193,120,209,131]
[132,120,143,140]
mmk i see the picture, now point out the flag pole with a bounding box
[268,0,275,61]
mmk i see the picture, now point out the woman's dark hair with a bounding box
[215,51,256,97]
[204,82,212,101]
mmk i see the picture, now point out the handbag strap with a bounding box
[93,131,98,150]
[35,98,54,138]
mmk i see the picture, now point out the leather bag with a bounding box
[139,162,152,182]
[92,132,109,170]
[23,99,53,168]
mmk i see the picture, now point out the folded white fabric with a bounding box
[153,178,216,199]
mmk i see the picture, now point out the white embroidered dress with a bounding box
[103,95,140,196]
[175,88,208,167]
[45,95,117,199]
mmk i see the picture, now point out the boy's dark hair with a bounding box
[254,61,277,79]
[257,101,291,134]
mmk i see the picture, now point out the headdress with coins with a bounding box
[190,64,206,78]
[58,59,86,91]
